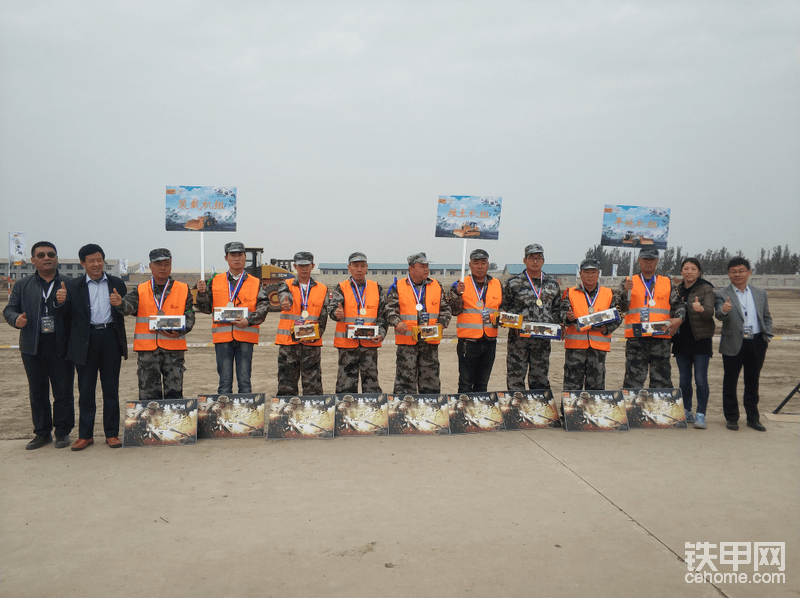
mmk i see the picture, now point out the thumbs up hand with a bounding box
[56,282,67,304]
[15,312,28,328]
[334,302,344,319]
[692,296,703,313]
[281,296,291,311]
[721,296,732,314]
[109,288,122,307]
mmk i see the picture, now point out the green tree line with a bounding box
[584,245,799,276]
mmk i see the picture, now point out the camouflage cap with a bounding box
[224,242,245,255]
[637,389,651,397]
[289,397,301,405]
[342,395,354,402]
[459,394,470,402]
[403,395,414,403]
[580,258,601,271]
[348,252,367,264]
[149,248,172,263]
[146,401,159,410]
[218,396,230,403]
[470,249,489,261]
[407,252,429,266]
[639,247,659,259]
[293,251,314,265]
[579,391,591,399]
[524,243,544,257]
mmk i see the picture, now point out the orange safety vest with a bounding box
[334,279,381,348]
[564,287,613,351]
[395,278,441,345]
[133,280,189,351]
[275,280,327,346]
[210,272,261,344]
[456,276,501,339]
[624,275,673,339]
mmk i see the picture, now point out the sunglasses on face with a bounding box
[36,252,57,258]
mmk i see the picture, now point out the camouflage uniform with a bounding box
[385,277,451,394]
[327,279,387,393]
[617,276,686,388]
[560,282,622,391]
[276,278,327,396]
[500,271,561,390]
[118,279,195,401]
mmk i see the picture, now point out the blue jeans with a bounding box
[674,352,710,414]
[215,341,254,394]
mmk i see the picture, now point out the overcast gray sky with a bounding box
[1,1,798,271]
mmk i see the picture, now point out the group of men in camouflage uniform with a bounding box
[8,239,688,450]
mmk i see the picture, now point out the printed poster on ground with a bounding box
[497,390,561,429]
[334,394,388,437]
[165,186,237,231]
[197,393,266,438]
[388,394,450,435]
[268,396,335,439]
[622,388,687,429]
[446,393,504,434]
[122,399,198,447]
[561,390,628,432]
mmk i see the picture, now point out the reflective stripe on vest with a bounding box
[564,286,613,351]
[275,281,327,346]
[395,278,441,345]
[456,277,501,339]
[624,276,673,339]
[210,272,261,344]
[334,279,381,348]
[133,281,189,351]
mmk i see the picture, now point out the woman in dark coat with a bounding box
[672,258,715,429]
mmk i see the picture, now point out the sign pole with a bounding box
[460,239,467,281]
[200,231,205,281]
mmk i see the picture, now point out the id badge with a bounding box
[419,311,430,325]
[482,309,492,325]
[355,317,364,326]
[40,315,55,334]
[640,307,650,323]
[743,325,754,340]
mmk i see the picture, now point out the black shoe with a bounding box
[747,421,766,432]
[25,434,52,450]
[54,434,71,449]
[726,421,739,431]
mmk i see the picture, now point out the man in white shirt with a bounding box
[715,257,773,432]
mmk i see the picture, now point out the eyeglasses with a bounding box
[527,256,544,262]
[35,252,56,259]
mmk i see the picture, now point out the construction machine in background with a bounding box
[243,247,295,311]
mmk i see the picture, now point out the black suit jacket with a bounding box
[64,274,129,365]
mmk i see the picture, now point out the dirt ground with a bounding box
[1,290,798,598]
[1,290,798,440]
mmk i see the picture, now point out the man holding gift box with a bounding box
[449,248,502,393]
[385,252,451,394]
[118,248,195,402]
[618,247,685,388]
[560,258,621,390]
[500,244,562,390]
[275,251,327,396]
[195,241,270,394]
[327,252,387,393]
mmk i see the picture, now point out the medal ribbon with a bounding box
[349,277,366,310]
[228,272,247,305]
[524,271,543,304]
[151,277,173,312]
[407,275,425,307]
[298,281,310,311]
[583,287,599,311]
[471,277,487,304]
[639,275,655,305]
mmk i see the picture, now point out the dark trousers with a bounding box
[20,334,75,437]
[722,334,768,423]
[457,338,496,393]
[77,327,122,439]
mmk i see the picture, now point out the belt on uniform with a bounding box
[91,322,114,329]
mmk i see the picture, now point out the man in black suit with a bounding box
[715,257,773,432]
[56,244,128,450]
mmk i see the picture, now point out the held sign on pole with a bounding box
[166,186,237,279]
[435,195,502,279]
